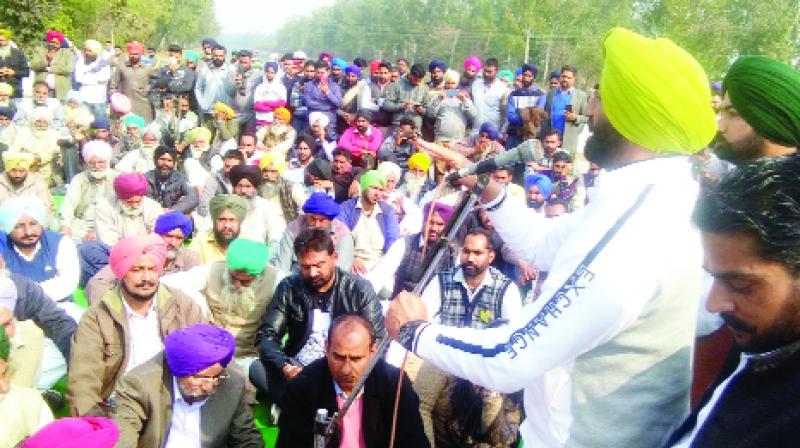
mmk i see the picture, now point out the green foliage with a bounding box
[247,0,799,86]
[0,0,58,49]
[0,0,218,51]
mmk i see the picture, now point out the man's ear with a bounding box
[369,343,377,354]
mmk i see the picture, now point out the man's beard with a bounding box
[157,167,172,179]
[9,175,26,187]
[484,75,496,84]
[403,172,425,197]
[527,199,544,211]
[711,131,766,165]
[521,79,533,89]
[12,234,39,249]
[121,278,158,302]
[89,169,108,180]
[260,181,279,199]
[584,119,626,168]
[129,56,141,65]
[723,289,800,353]
[221,270,265,316]
[212,59,224,68]
[120,203,143,218]
[214,228,237,247]
[462,262,487,279]
[165,248,178,261]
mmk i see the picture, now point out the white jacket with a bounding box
[409,157,703,448]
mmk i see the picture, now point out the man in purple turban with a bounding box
[392,201,458,296]
[113,323,262,447]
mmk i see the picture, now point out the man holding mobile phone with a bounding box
[541,65,589,157]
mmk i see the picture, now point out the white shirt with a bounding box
[122,299,162,373]
[471,77,509,133]
[420,267,523,324]
[74,56,112,104]
[672,354,750,447]
[351,200,385,269]
[13,236,79,302]
[164,377,205,448]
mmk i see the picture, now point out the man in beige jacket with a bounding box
[67,235,204,416]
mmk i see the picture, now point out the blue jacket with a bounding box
[337,198,399,253]
[506,85,547,129]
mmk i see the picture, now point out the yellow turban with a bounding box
[0,83,12,96]
[259,152,287,173]
[84,39,103,56]
[0,29,12,40]
[2,151,35,171]
[213,102,235,120]
[184,126,212,145]
[600,28,716,154]
[408,152,432,171]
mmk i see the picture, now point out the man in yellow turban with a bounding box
[258,151,304,233]
[0,151,56,217]
[387,28,717,448]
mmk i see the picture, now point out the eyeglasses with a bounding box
[186,373,229,386]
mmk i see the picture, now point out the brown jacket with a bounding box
[113,354,263,448]
[66,285,205,416]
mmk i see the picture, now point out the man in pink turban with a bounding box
[462,55,482,90]
[113,324,262,446]
[67,234,204,416]
[22,417,120,448]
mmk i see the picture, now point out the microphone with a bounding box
[446,139,544,181]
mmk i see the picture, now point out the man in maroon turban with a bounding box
[113,324,262,447]
[67,235,204,416]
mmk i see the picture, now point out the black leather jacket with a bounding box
[255,268,386,372]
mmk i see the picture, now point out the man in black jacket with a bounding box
[145,146,198,214]
[277,314,428,448]
[0,30,30,98]
[251,228,386,405]
[664,156,800,447]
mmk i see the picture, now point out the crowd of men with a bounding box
[1,22,799,448]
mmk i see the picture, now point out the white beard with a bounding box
[220,268,266,316]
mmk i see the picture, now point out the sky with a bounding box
[215,0,336,35]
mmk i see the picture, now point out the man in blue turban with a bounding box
[524,173,553,212]
[429,59,447,90]
[113,323,263,447]
[83,211,201,305]
[271,192,355,273]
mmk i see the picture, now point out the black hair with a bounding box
[212,45,226,53]
[398,118,416,129]
[303,60,316,69]
[396,57,408,65]
[410,63,426,78]
[294,227,335,256]
[295,134,316,150]
[485,58,499,68]
[153,145,177,164]
[553,151,572,164]
[463,227,494,251]
[353,57,367,67]
[561,65,577,77]
[543,129,562,141]
[327,314,377,346]
[314,60,329,70]
[693,156,800,272]
[378,61,392,70]
[222,149,245,163]
[332,147,352,161]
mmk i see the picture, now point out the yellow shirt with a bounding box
[188,229,227,264]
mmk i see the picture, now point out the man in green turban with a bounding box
[188,194,248,263]
[715,55,800,164]
[193,237,283,372]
